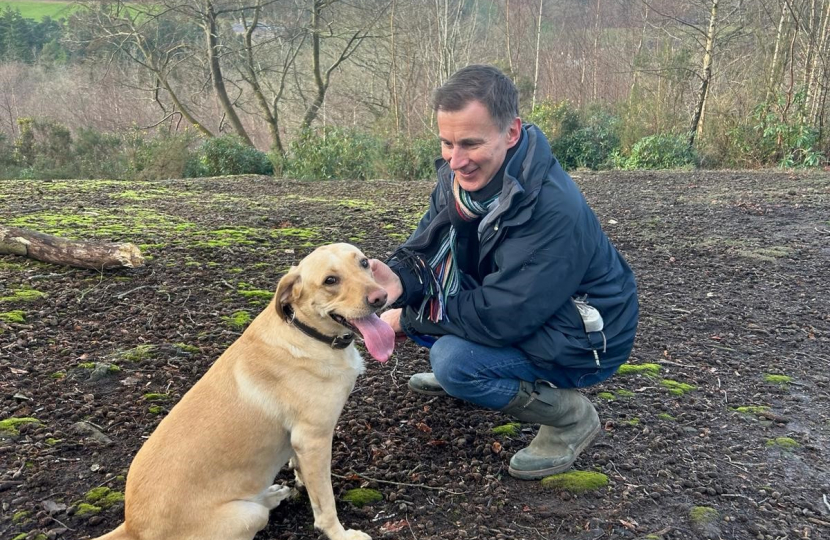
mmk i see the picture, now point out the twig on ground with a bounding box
[823,493,830,512]
[116,285,156,299]
[332,471,467,495]
[512,522,551,540]
[807,517,830,527]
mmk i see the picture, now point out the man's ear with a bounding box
[506,117,522,148]
[274,267,301,321]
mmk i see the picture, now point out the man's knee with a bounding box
[429,335,475,389]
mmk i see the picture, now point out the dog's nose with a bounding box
[367,289,388,309]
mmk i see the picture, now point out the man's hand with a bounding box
[381,308,403,334]
[369,259,403,306]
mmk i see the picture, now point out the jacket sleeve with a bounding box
[401,197,596,347]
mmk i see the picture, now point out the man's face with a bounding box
[437,100,521,192]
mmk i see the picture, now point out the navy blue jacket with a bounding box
[395,124,638,371]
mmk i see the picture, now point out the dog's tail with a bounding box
[92,523,133,540]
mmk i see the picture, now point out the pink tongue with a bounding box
[349,314,395,363]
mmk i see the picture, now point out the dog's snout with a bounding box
[367,289,388,309]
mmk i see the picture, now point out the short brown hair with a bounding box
[432,65,519,132]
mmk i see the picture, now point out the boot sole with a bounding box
[507,422,601,480]
[407,379,448,396]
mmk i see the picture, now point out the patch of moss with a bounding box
[616,389,635,398]
[657,413,676,421]
[0,310,25,323]
[173,342,200,354]
[45,438,61,446]
[0,417,41,436]
[78,362,96,369]
[223,310,251,329]
[541,471,608,493]
[597,392,615,400]
[491,422,521,437]
[732,405,770,416]
[661,379,696,395]
[12,533,28,540]
[0,288,47,304]
[75,502,102,516]
[689,505,719,525]
[766,437,799,450]
[238,288,275,303]
[617,363,661,377]
[624,418,641,426]
[121,344,157,362]
[51,371,66,379]
[148,405,164,414]
[763,374,792,386]
[85,487,125,508]
[341,488,382,507]
[12,510,31,523]
[143,393,169,402]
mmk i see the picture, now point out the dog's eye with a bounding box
[360,258,369,269]
[324,276,339,285]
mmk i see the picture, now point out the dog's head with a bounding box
[275,243,394,362]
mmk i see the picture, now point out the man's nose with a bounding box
[449,147,469,168]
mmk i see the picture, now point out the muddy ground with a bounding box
[1,170,829,540]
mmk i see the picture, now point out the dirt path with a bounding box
[1,170,828,540]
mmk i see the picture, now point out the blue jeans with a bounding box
[429,335,618,411]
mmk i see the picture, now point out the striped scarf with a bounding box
[424,175,500,322]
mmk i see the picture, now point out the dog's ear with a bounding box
[274,267,301,321]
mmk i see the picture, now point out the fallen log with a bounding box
[0,226,144,270]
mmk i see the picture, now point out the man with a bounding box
[370,64,638,480]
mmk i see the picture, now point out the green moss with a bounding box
[597,392,615,400]
[689,505,719,525]
[238,288,275,303]
[85,487,124,508]
[0,310,25,323]
[616,389,635,398]
[45,438,61,446]
[0,417,41,436]
[341,488,382,507]
[624,418,641,426]
[0,288,47,304]
[661,379,696,395]
[541,471,608,493]
[766,437,799,449]
[223,310,251,329]
[143,393,169,402]
[174,342,200,354]
[12,534,28,540]
[121,344,157,362]
[617,363,661,377]
[148,405,164,414]
[491,422,521,437]
[78,362,96,369]
[12,510,30,523]
[657,413,676,421]
[51,371,66,379]
[763,374,792,386]
[732,405,770,416]
[75,502,102,516]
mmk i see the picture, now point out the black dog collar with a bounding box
[281,304,354,349]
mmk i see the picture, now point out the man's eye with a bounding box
[324,276,339,285]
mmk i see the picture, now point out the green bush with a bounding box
[281,127,381,180]
[192,134,273,177]
[529,102,621,170]
[753,90,825,168]
[619,134,697,170]
[74,128,128,178]
[382,134,439,180]
[527,100,581,141]
[124,131,199,181]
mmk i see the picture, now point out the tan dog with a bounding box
[93,243,395,540]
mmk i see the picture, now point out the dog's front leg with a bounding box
[291,425,371,540]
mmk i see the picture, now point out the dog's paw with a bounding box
[263,484,293,509]
[342,530,371,540]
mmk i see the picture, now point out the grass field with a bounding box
[0,1,77,20]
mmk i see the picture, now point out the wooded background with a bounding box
[0,0,828,173]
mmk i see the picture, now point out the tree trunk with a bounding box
[0,227,144,270]
[532,0,543,109]
[689,0,719,148]
[204,0,253,146]
[767,1,789,102]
